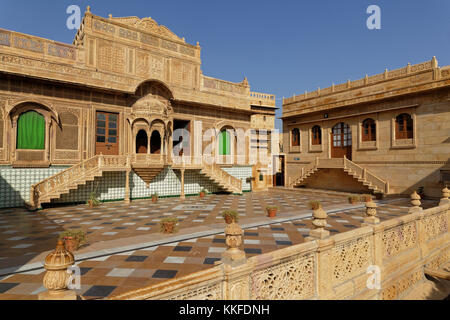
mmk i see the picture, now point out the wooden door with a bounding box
[331,123,352,160]
[96,111,119,155]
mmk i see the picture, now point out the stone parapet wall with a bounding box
[109,202,449,300]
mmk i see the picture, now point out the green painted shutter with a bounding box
[219,130,231,156]
[17,111,45,150]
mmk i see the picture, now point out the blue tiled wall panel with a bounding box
[0,165,253,208]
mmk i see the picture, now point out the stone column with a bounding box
[180,168,185,200]
[124,170,131,204]
[409,191,422,213]
[39,241,77,300]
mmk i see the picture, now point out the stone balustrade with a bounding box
[107,193,449,300]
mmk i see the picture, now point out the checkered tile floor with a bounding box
[0,191,438,300]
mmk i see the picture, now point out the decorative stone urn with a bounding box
[439,187,450,205]
[221,222,246,267]
[39,241,77,300]
[364,200,380,224]
[409,191,422,213]
[309,206,330,239]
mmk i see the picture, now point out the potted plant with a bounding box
[266,206,279,218]
[199,188,207,198]
[308,201,322,210]
[222,210,239,224]
[58,229,87,252]
[151,193,158,203]
[87,183,101,208]
[160,217,179,234]
[348,195,360,204]
[360,194,373,203]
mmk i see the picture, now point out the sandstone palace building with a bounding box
[0,7,277,209]
[282,57,450,199]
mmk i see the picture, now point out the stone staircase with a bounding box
[29,155,130,208]
[200,162,243,194]
[289,157,389,195]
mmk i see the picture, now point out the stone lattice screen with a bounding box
[109,202,450,300]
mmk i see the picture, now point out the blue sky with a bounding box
[1,0,449,130]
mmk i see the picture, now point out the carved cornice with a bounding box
[111,16,183,43]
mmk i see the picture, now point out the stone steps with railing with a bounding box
[28,154,243,209]
[289,156,389,195]
[200,161,243,194]
[29,155,131,209]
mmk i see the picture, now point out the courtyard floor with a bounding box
[0,189,438,300]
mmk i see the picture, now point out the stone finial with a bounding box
[196,41,200,47]
[364,200,380,224]
[309,206,330,239]
[409,191,422,213]
[221,222,246,267]
[242,77,249,87]
[431,56,438,68]
[86,6,91,13]
[39,241,77,300]
[439,187,450,205]
[109,14,113,19]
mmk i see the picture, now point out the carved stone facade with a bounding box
[0,8,276,207]
[283,58,450,198]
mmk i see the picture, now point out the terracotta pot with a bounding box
[224,215,234,224]
[162,222,176,234]
[88,200,94,208]
[152,197,158,203]
[267,209,277,218]
[199,192,205,198]
[64,237,79,252]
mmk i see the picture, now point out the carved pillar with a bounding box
[180,168,185,200]
[124,169,131,204]
[39,241,77,300]
[315,237,335,299]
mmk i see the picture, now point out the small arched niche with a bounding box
[136,130,148,154]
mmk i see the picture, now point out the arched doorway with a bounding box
[150,131,161,154]
[331,122,352,160]
[136,130,148,154]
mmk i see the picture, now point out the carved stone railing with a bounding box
[283,58,438,105]
[250,91,276,107]
[30,155,130,207]
[343,157,388,193]
[132,154,168,166]
[108,201,449,300]
[289,161,317,187]
[202,160,243,194]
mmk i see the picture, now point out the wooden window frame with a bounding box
[362,118,376,142]
[311,125,322,145]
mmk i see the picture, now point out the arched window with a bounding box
[219,130,231,155]
[362,118,376,141]
[17,111,45,150]
[291,128,300,147]
[395,114,413,140]
[311,126,322,145]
